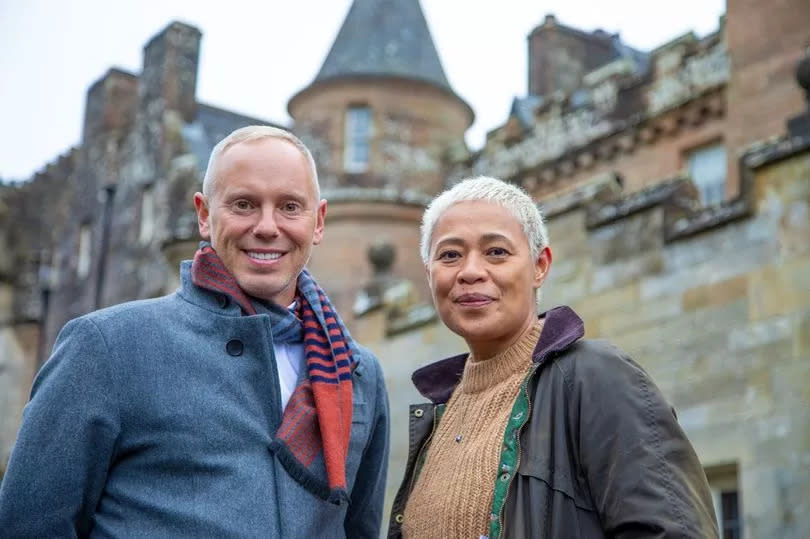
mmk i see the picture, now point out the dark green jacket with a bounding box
[389,306,718,539]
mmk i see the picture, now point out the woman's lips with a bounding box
[455,293,494,306]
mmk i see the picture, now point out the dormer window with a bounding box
[344,106,372,173]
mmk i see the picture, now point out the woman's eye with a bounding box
[437,251,460,261]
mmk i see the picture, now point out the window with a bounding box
[139,184,155,243]
[686,142,727,206]
[719,491,741,539]
[77,223,92,279]
[706,464,742,539]
[344,106,372,173]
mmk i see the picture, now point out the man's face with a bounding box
[194,137,326,306]
[427,200,550,358]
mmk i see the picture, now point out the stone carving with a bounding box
[647,44,729,115]
[473,107,614,179]
[353,241,435,336]
[379,115,440,178]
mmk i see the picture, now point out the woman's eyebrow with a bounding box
[481,233,515,246]
[434,237,465,249]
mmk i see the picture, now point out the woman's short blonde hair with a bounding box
[420,175,549,264]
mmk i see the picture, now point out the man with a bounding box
[0,126,390,538]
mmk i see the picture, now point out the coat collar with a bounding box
[411,306,586,404]
[177,260,243,315]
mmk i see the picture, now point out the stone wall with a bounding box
[0,321,39,467]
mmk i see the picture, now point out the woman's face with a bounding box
[427,200,551,358]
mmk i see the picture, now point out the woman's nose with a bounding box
[457,253,486,283]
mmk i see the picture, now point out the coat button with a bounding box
[226,339,244,356]
[217,294,229,308]
[500,472,510,482]
[413,408,424,418]
[394,514,404,524]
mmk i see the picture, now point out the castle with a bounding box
[2,0,810,535]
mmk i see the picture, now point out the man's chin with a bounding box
[239,279,293,305]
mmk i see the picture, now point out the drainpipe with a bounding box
[95,184,116,310]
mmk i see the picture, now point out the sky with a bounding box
[0,0,725,181]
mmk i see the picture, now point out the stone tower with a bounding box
[292,0,473,320]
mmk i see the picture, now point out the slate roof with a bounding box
[314,0,451,91]
[182,103,283,174]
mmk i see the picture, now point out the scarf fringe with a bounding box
[269,440,350,505]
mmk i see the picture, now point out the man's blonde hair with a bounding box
[202,125,319,199]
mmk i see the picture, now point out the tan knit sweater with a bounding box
[402,321,542,539]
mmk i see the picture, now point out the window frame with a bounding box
[343,105,372,173]
[77,222,92,279]
[139,183,156,244]
[685,141,727,206]
[705,463,742,539]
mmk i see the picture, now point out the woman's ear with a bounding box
[533,246,552,288]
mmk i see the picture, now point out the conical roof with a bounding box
[314,0,452,91]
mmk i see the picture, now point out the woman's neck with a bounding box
[467,312,544,361]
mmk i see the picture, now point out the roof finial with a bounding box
[796,47,810,106]
[787,47,810,137]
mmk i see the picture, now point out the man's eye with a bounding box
[233,200,252,211]
[282,202,301,212]
[487,247,509,257]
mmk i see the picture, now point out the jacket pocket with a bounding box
[517,454,596,513]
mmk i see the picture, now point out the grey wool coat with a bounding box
[0,261,390,538]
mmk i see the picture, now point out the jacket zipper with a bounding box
[496,365,538,536]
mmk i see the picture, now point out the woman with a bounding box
[388,176,717,538]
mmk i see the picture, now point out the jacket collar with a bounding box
[411,306,585,404]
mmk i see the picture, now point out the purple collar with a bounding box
[411,306,585,404]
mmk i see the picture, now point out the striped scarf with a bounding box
[191,242,354,503]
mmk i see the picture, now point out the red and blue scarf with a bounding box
[191,243,354,503]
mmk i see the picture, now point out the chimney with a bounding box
[140,21,202,122]
[527,14,617,97]
[82,68,138,144]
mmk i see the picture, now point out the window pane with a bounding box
[78,224,92,278]
[721,490,741,539]
[687,143,726,206]
[140,185,155,243]
[344,106,371,173]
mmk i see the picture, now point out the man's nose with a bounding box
[458,253,486,283]
[252,209,280,238]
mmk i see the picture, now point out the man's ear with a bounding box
[312,199,327,245]
[533,246,552,288]
[193,192,211,240]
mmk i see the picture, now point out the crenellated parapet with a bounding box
[453,28,729,194]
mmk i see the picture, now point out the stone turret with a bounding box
[295,0,472,319]
[288,0,473,195]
